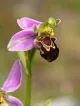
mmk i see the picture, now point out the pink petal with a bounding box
[17,17,42,29]
[7,96,23,106]
[2,60,22,93]
[7,29,36,51]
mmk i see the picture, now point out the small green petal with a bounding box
[47,17,56,27]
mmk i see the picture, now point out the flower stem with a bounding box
[17,50,36,106]
[25,59,32,106]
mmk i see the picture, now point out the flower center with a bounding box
[37,25,54,41]
[42,36,51,46]
[0,90,8,106]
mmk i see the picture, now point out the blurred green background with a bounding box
[0,0,80,105]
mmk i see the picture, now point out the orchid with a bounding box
[7,17,61,62]
[7,17,61,106]
[0,60,23,106]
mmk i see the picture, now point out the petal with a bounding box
[2,60,22,93]
[7,29,36,51]
[17,17,42,29]
[7,96,23,106]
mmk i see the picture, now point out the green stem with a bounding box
[17,50,35,106]
[25,60,32,106]
[25,73,32,106]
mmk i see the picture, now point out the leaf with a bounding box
[17,51,28,74]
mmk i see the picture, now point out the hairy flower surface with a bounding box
[0,60,23,106]
[7,17,61,62]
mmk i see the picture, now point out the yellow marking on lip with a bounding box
[46,47,50,52]
[40,49,44,54]
[45,45,55,52]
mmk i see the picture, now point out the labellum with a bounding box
[34,33,59,62]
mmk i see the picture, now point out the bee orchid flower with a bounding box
[0,60,23,106]
[7,17,61,62]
